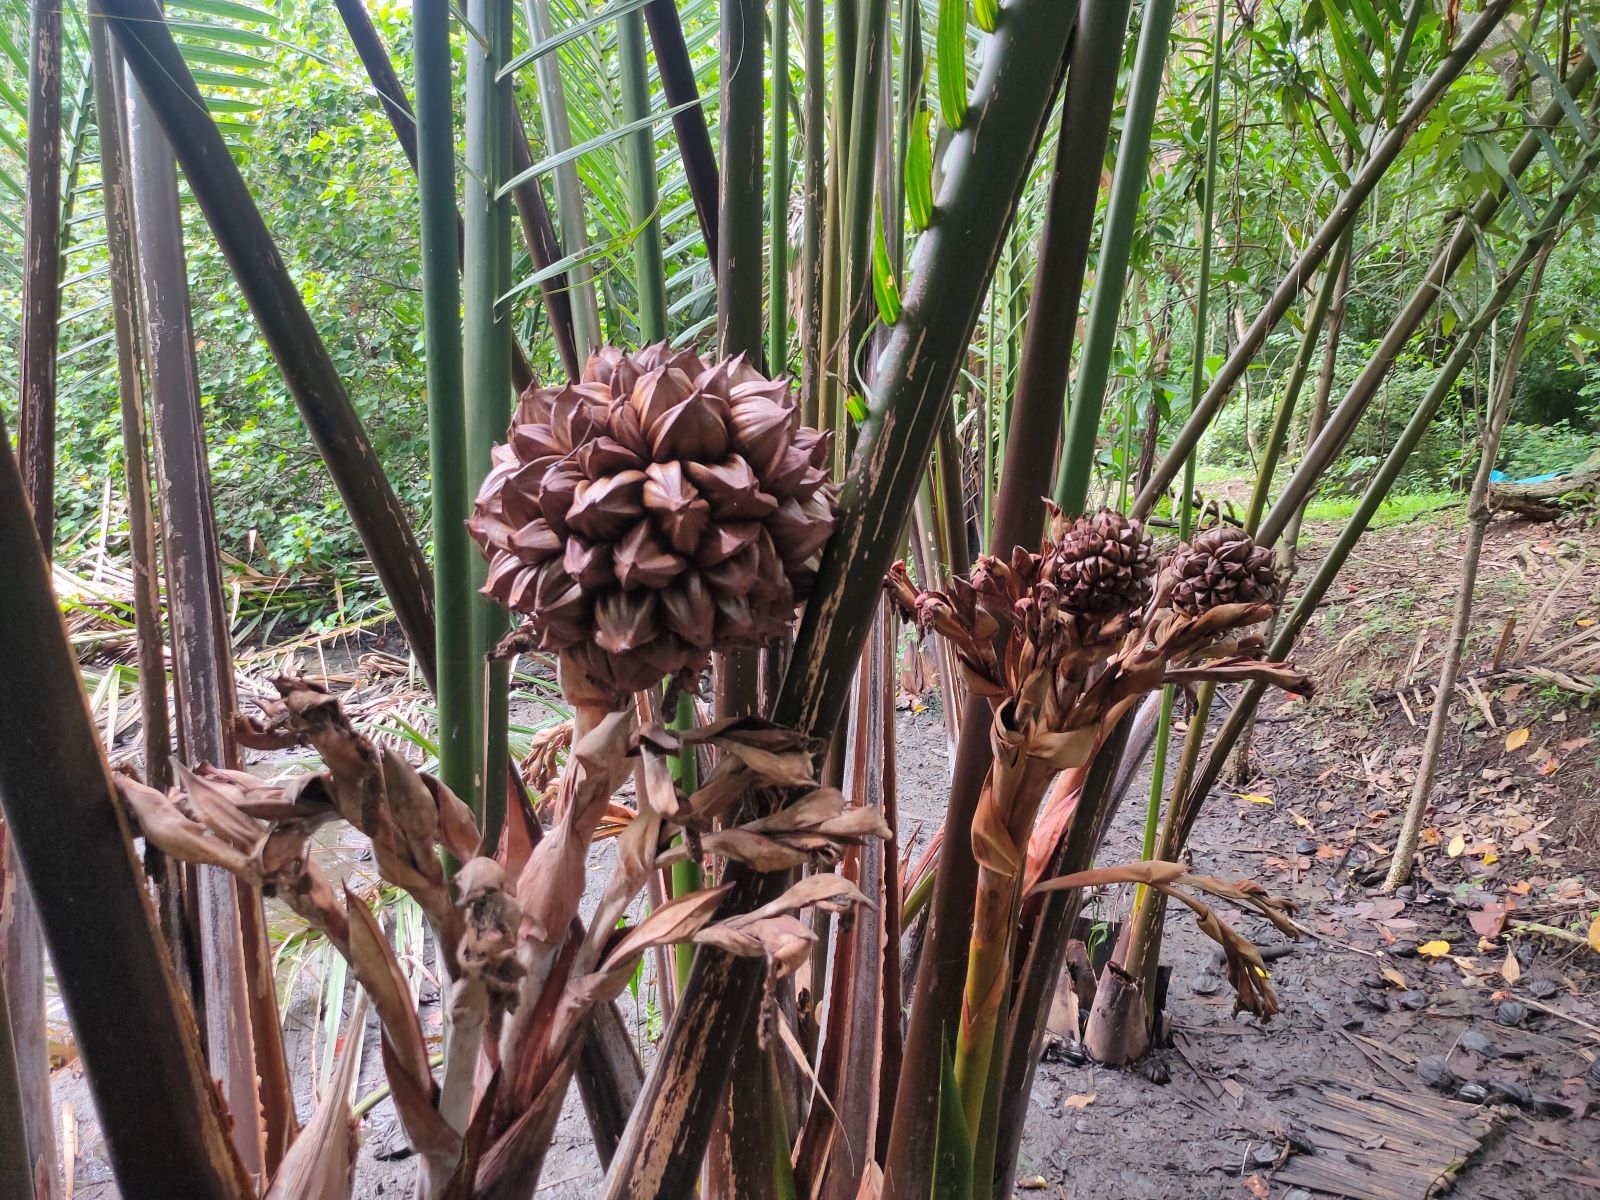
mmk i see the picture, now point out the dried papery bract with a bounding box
[887,514,1310,1132]
[123,681,882,1198]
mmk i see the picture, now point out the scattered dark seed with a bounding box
[1139,1057,1171,1085]
[1357,991,1391,1013]
[1528,978,1559,1000]
[1417,1056,1459,1092]
[1250,1145,1279,1168]
[1395,885,1415,900]
[1042,1037,1087,1067]
[1531,1094,1573,1118]
[1496,1001,1528,1027]
[1459,1030,1492,1055]
[1296,839,1316,855]
[1397,991,1427,1011]
[1456,1083,1489,1104]
[1390,941,1420,959]
[1193,972,1224,996]
[1486,1079,1532,1106]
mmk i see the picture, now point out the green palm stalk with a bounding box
[465,0,514,854]
[416,0,478,827]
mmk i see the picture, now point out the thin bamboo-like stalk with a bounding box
[17,0,61,550]
[605,5,1080,1194]
[1385,243,1553,890]
[0,413,250,1200]
[645,0,720,264]
[88,2,182,988]
[415,0,480,835]
[1240,234,1350,533]
[799,0,825,425]
[467,0,514,865]
[1178,147,1598,866]
[716,0,771,1189]
[100,0,439,688]
[6,4,63,1190]
[508,120,582,381]
[0,968,31,1199]
[126,55,285,1175]
[1053,0,1173,513]
[1131,0,1524,518]
[841,0,890,380]
[769,0,791,372]
[523,0,602,356]
[332,0,540,390]
[619,7,668,343]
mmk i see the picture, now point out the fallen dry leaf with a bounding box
[1380,964,1407,988]
[1588,914,1600,954]
[1237,792,1274,805]
[1501,948,1521,984]
[1505,727,1530,752]
[1447,833,1466,858]
[1469,903,1508,939]
[1016,1177,1048,1191]
[1064,1093,1095,1109]
[1418,940,1451,958]
[1244,1173,1270,1199]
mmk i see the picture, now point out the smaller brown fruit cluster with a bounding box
[1167,526,1280,616]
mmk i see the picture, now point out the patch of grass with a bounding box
[1300,490,1461,528]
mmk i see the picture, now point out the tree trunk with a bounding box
[1486,453,1600,519]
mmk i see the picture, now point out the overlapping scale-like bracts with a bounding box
[1168,526,1279,615]
[468,343,838,694]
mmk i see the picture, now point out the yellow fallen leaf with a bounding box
[1017,1177,1048,1191]
[1064,1093,1095,1108]
[1505,727,1530,752]
[1577,617,1596,627]
[1447,833,1466,858]
[1501,948,1521,984]
[1237,793,1274,805]
[1291,810,1314,830]
[1482,850,1499,865]
[1380,964,1407,988]
[1418,940,1451,957]
[1421,827,1441,846]
[1588,913,1600,954]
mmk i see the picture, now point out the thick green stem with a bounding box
[1053,0,1171,512]
[620,8,668,344]
[465,0,513,853]
[770,0,792,371]
[416,0,477,827]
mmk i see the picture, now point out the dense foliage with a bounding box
[2,0,1595,563]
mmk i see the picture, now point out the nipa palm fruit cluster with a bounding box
[468,344,838,696]
[888,507,1296,717]
[1168,525,1280,615]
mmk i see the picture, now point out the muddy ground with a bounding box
[50,508,1600,1198]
